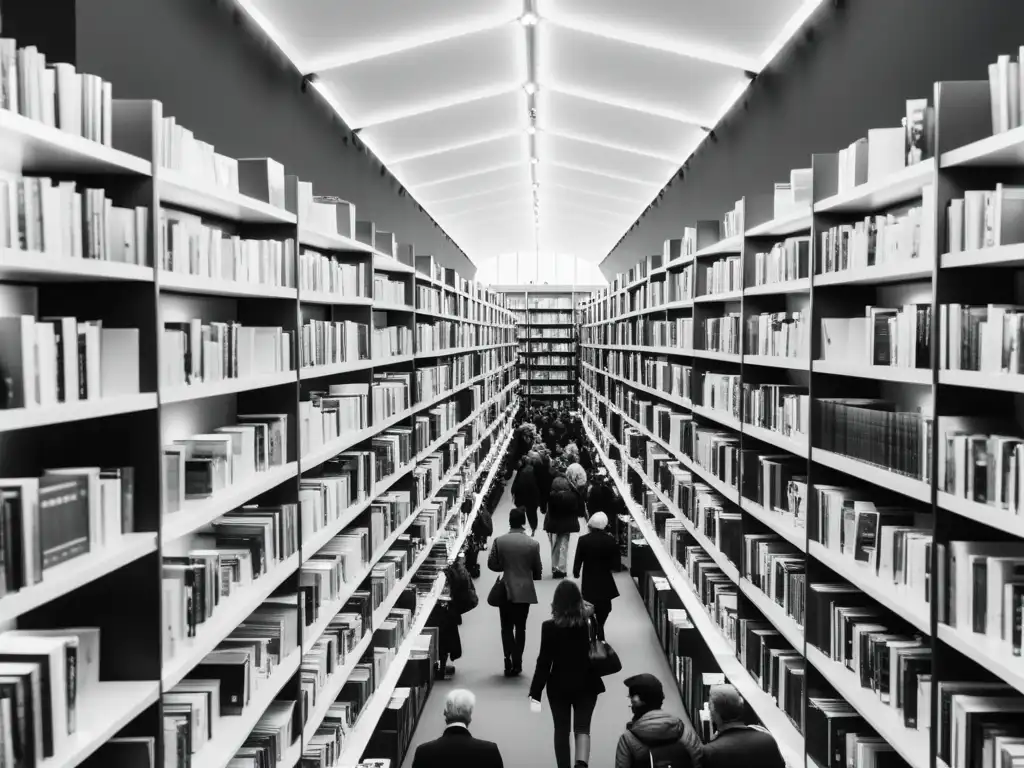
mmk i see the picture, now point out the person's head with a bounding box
[526,451,542,468]
[624,673,664,718]
[588,512,608,531]
[443,689,475,726]
[550,579,587,628]
[509,507,527,530]
[709,684,745,730]
[566,463,587,488]
[564,443,579,462]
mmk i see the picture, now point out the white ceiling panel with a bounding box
[425,184,532,217]
[389,134,530,188]
[538,0,807,70]
[357,91,527,163]
[538,165,661,205]
[536,90,705,162]
[316,24,526,128]
[537,133,679,185]
[416,165,532,204]
[247,0,521,71]
[539,23,749,126]
[238,0,824,267]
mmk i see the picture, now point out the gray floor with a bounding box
[400,480,687,768]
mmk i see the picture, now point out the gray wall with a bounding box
[601,0,1024,280]
[16,0,476,276]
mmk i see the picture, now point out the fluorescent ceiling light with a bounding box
[524,81,538,95]
[541,83,714,128]
[520,12,539,27]
[381,129,525,165]
[352,83,523,130]
[233,0,309,71]
[531,157,539,164]
[527,126,537,135]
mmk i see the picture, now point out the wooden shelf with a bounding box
[813,159,935,214]
[159,271,297,298]
[812,359,932,384]
[811,449,931,503]
[160,370,296,403]
[0,393,157,433]
[0,251,155,282]
[745,209,812,237]
[159,167,296,223]
[0,108,152,175]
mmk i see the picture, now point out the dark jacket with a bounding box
[536,455,553,504]
[573,530,620,603]
[487,528,542,603]
[615,709,704,768]
[529,606,605,700]
[411,725,504,768]
[545,476,585,534]
[702,724,785,768]
[512,464,541,509]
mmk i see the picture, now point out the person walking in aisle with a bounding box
[488,506,542,677]
[545,463,587,578]
[615,674,703,768]
[410,689,504,768]
[702,684,785,768]
[529,580,605,768]
[512,453,542,535]
[572,511,619,639]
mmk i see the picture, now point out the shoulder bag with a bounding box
[487,576,509,607]
[587,616,622,676]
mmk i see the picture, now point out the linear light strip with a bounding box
[759,0,829,69]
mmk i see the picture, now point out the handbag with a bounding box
[487,576,509,607]
[587,616,622,677]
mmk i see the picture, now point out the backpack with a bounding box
[446,559,479,614]
[642,741,694,768]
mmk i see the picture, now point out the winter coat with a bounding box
[512,464,541,509]
[573,530,620,603]
[544,476,586,534]
[535,455,553,505]
[615,709,704,768]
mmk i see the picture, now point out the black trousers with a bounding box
[498,602,530,666]
[523,504,539,533]
[591,599,612,641]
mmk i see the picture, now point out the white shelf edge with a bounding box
[160,371,296,403]
[807,541,930,634]
[940,243,1024,268]
[0,393,157,433]
[162,462,299,544]
[936,491,1024,538]
[938,368,1024,393]
[189,649,302,768]
[811,449,931,504]
[804,646,928,768]
[158,272,297,299]
[743,279,810,296]
[739,578,805,650]
[940,125,1024,168]
[0,533,156,623]
[162,552,301,689]
[738,498,807,551]
[812,360,932,384]
[937,623,1024,698]
[0,251,155,281]
[301,631,375,744]
[812,159,935,214]
[741,422,809,458]
[813,259,934,287]
[158,167,296,224]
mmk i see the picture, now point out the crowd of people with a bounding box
[412,404,786,768]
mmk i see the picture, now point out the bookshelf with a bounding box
[0,68,518,768]
[577,71,1024,768]
[497,285,594,410]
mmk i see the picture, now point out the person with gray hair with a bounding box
[411,688,504,768]
[702,684,784,768]
[572,511,620,640]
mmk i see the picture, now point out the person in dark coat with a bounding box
[512,454,542,535]
[615,674,703,768]
[544,463,587,578]
[587,471,623,547]
[572,512,619,640]
[535,448,554,515]
[488,507,543,676]
[702,684,785,768]
[412,688,504,768]
[529,580,605,768]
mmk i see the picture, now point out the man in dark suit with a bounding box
[411,689,504,768]
[702,684,785,768]
[487,506,543,676]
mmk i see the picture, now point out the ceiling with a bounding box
[239,0,824,262]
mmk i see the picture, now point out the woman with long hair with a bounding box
[529,580,604,768]
[544,462,587,578]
